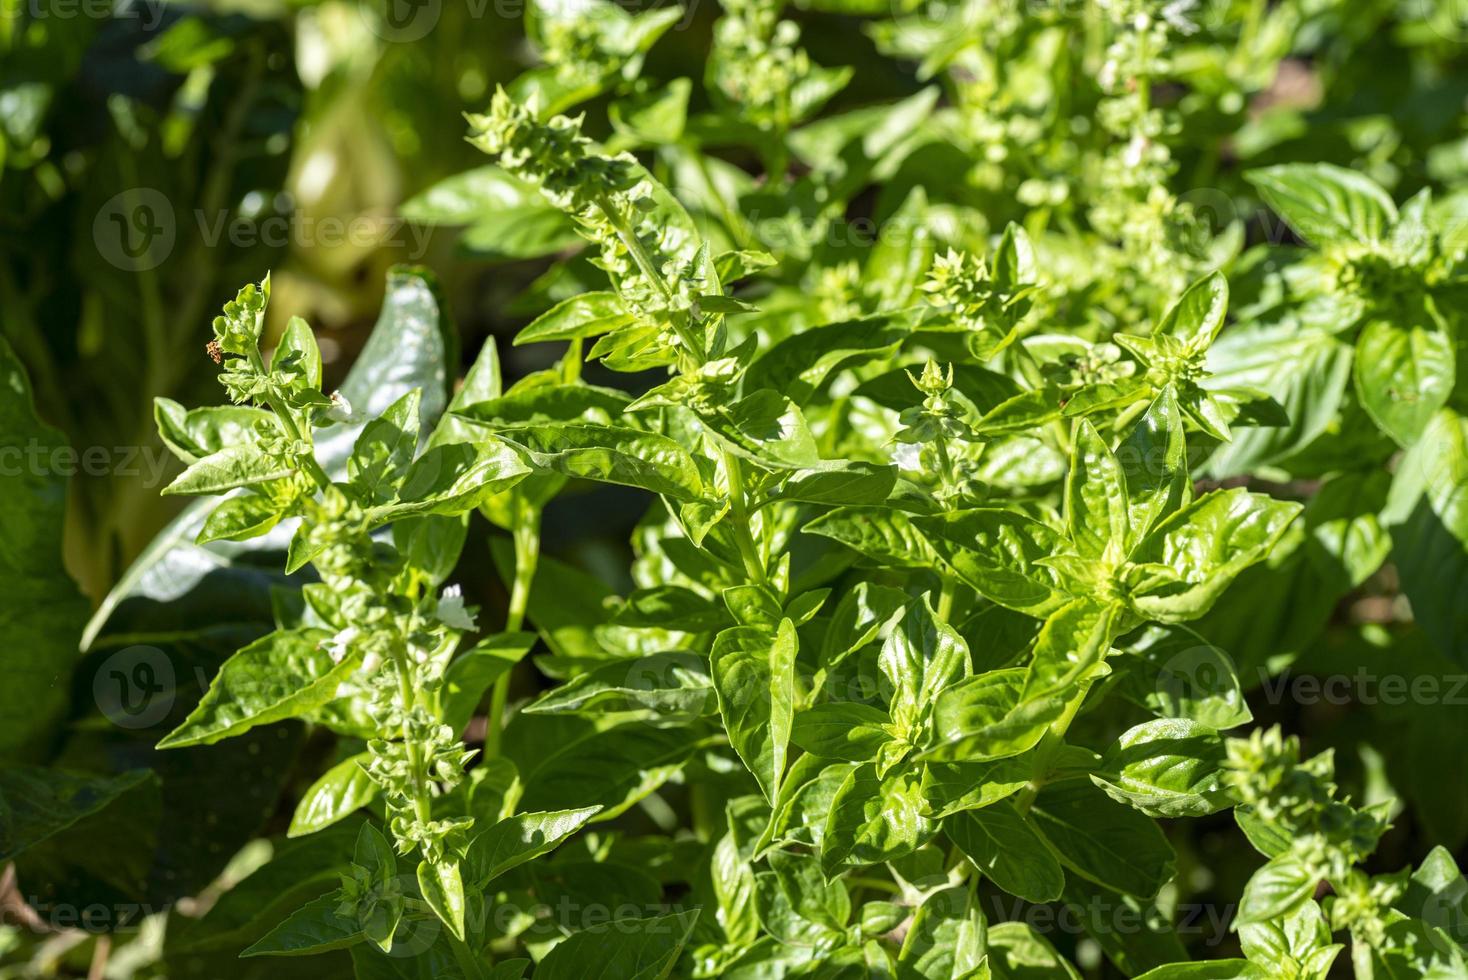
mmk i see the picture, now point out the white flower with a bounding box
[361,651,383,674]
[1161,0,1198,35]
[436,585,478,631]
[891,441,922,471]
[326,390,355,423]
[322,626,359,663]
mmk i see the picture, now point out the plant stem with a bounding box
[486,499,541,758]
[449,935,488,980]
[1012,692,1087,817]
[936,574,956,623]
[249,348,332,491]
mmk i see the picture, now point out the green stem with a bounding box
[486,500,541,758]
[449,934,488,980]
[1012,692,1087,817]
[248,348,332,492]
[721,448,767,586]
[936,574,956,623]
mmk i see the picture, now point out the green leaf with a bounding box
[1354,314,1455,447]
[1066,418,1129,559]
[497,423,704,500]
[533,909,700,980]
[791,702,895,762]
[1203,319,1355,477]
[1028,779,1176,900]
[0,344,88,756]
[155,399,272,463]
[820,763,934,875]
[820,582,909,668]
[241,891,364,957]
[925,669,1061,763]
[384,439,531,518]
[0,767,156,861]
[1132,963,1259,979]
[707,390,822,468]
[349,389,422,504]
[1235,851,1317,925]
[464,806,601,888]
[288,752,378,837]
[880,594,970,736]
[516,720,701,818]
[986,921,1083,979]
[1128,489,1302,623]
[157,628,353,748]
[896,883,986,980]
[1120,626,1253,730]
[1118,387,1190,544]
[196,492,290,545]
[515,292,633,345]
[1155,271,1229,352]
[276,316,322,389]
[440,631,537,732]
[161,443,294,496]
[1091,719,1231,818]
[743,313,909,404]
[1021,599,1117,702]
[417,857,466,941]
[1246,163,1397,245]
[921,757,1031,818]
[805,506,941,570]
[524,651,714,718]
[948,803,1065,903]
[915,509,1068,616]
[1382,409,1468,661]
[711,620,798,803]
[771,461,899,506]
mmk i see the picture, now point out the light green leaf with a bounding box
[1246,163,1397,245]
[464,806,600,887]
[161,443,294,496]
[497,423,704,500]
[821,763,934,876]
[157,628,353,748]
[1129,489,1302,623]
[1155,271,1229,351]
[791,702,895,762]
[288,752,378,837]
[514,292,634,345]
[916,509,1068,616]
[711,620,798,803]
[880,594,970,735]
[417,857,466,941]
[805,506,941,570]
[1066,418,1129,559]
[1091,719,1231,818]
[524,651,714,718]
[1354,314,1455,447]
[349,389,421,504]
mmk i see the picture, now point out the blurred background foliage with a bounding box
[4,0,1468,975]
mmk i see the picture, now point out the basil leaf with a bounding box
[157,628,354,749]
[1091,719,1231,818]
[711,620,798,803]
[948,803,1065,903]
